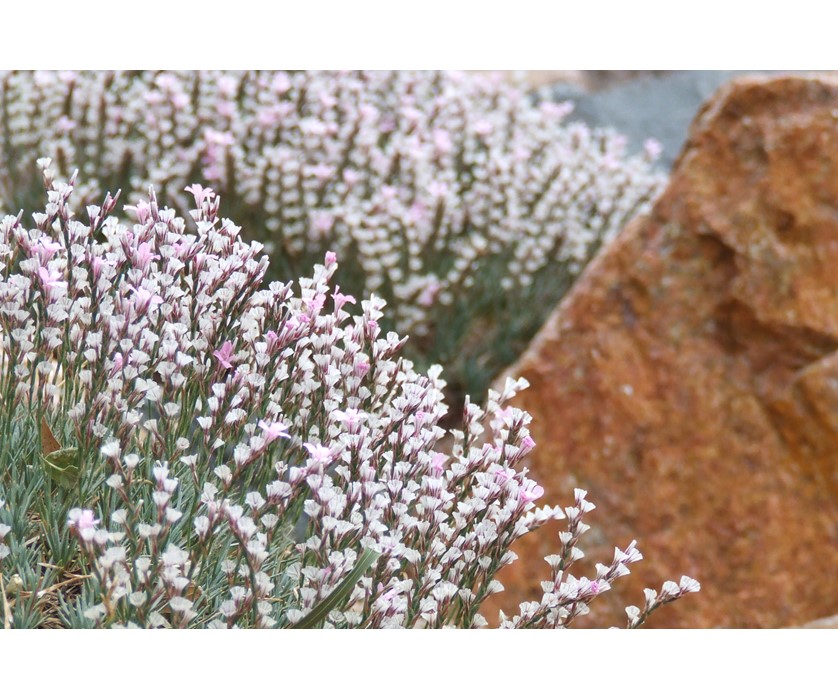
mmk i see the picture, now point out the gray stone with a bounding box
[542,70,808,169]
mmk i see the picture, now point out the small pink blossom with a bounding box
[519,435,536,456]
[213,341,235,369]
[406,201,428,225]
[332,286,356,313]
[494,467,515,486]
[306,293,326,315]
[474,119,493,136]
[171,92,189,109]
[428,181,448,198]
[258,420,291,444]
[271,73,291,95]
[129,286,164,314]
[37,266,67,295]
[34,236,61,265]
[430,452,446,477]
[257,107,281,128]
[303,442,332,462]
[417,279,440,307]
[540,100,574,121]
[519,483,544,504]
[185,184,215,208]
[432,129,452,154]
[110,352,125,375]
[91,255,107,279]
[354,359,370,377]
[124,200,152,224]
[342,169,360,186]
[56,116,76,133]
[68,509,99,530]
[644,138,663,161]
[333,408,363,431]
[204,128,234,147]
[310,164,335,181]
[133,242,159,272]
[311,212,334,234]
[324,251,337,267]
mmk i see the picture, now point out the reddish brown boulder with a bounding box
[489,75,838,628]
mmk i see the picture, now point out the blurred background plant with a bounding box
[0,171,696,628]
[0,70,665,411]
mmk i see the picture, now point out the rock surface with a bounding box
[487,75,838,628]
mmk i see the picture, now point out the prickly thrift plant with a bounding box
[0,170,696,628]
[0,70,665,404]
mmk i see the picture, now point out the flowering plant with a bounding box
[0,170,696,628]
[0,70,665,406]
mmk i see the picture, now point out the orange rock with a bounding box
[488,75,838,628]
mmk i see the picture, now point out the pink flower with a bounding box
[417,279,440,307]
[432,129,452,154]
[494,467,515,486]
[354,359,370,377]
[91,255,107,279]
[129,286,164,314]
[430,452,446,477]
[213,341,235,369]
[644,138,663,161]
[519,435,536,456]
[540,101,574,121]
[34,237,61,265]
[78,510,98,529]
[311,212,334,234]
[310,164,335,181]
[56,116,76,133]
[37,266,67,296]
[406,201,427,225]
[519,483,544,504]
[265,330,279,352]
[258,420,291,444]
[204,129,234,147]
[68,508,99,530]
[428,181,448,198]
[185,184,215,208]
[171,93,189,109]
[342,169,360,186]
[496,406,515,423]
[271,73,291,95]
[124,200,152,224]
[333,408,363,431]
[110,352,125,375]
[133,241,159,272]
[307,293,326,315]
[332,286,356,313]
[257,107,281,128]
[286,313,311,330]
[303,443,332,463]
[325,251,337,266]
[474,119,493,136]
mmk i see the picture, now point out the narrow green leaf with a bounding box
[290,548,379,629]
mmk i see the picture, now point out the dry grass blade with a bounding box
[0,574,11,630]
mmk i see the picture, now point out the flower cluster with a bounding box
[0,70,665,405]
[0,172,695,628]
